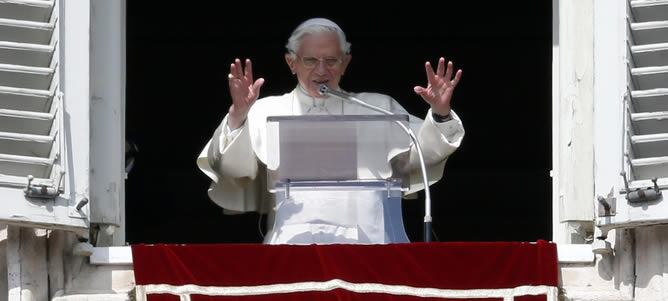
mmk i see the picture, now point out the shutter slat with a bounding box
[0,153,52,178]
[631,156,668,167]
[631,20,668,31]
[630,43,668,67]
[0,1,54,24]
[631,111,668,121]
[0,108,53,120]
[0,0,54,8]
[0,17,52,30]
[632,133,668,143]
[0,16,53,45]
[0,131,52,143]
[631,88,668,112]
[0,47,52,67]
[629,112,668,136]
[0,41,53,52]
[0,133,53,157]
[0,85,52,97]
[632,88,668,98]
[0,63,54,89]
[630,134,668,158]
[0,153,51,165]
[1,94,52,112]
[0,63,53,75]
[631,0,668,22]
[631,21,668,45]
[0,108,55,135]
[631,66,668,90]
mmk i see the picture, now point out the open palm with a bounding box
[413,57,462,116]
[227,58,264,129]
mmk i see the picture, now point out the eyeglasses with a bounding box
[297,55,344,69]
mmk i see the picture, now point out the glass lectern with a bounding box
[266,114,412,197]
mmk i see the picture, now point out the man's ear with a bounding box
[341,54,352,75]
[285,54,296,74]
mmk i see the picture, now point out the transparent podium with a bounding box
[265,114,413,244]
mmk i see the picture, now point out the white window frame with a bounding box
[552,0,596,246]
[89,0,126,245]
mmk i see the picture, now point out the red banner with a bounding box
[131,241,558,301]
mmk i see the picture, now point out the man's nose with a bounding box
[314,60,328,73]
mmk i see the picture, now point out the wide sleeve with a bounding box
[352,93,465,196]
[402,108,465,195]
[196,114,270,214]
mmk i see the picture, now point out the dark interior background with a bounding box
[125,3,553,244]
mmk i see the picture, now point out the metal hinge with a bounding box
[597,188,617,216]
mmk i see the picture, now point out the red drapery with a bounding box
[131,241,558,301]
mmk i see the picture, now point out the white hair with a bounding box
[285,18,351,58]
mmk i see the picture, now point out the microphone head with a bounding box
[318,84,329,96]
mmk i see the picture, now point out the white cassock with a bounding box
[197,86,464,244]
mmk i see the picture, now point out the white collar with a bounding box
[294,85,343,114]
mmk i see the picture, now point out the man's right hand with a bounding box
[227,58,264,130]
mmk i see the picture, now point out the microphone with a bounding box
[318,84,435,242]
[319,84,393,115]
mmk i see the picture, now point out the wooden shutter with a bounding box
[0,0,89,231]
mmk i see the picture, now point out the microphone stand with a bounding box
[318,85,433,242]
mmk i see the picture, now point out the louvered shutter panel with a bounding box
[626,1,668,185]
[0,0,61,189]
[0,0,88,231]
[595,0,668,232]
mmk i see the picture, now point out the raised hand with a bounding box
[227,58,265,129]
[413,57,462,116]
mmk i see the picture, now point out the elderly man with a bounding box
[197,18,464,244]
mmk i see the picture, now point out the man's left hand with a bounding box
[413,57,462,116]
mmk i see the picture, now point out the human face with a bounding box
[285,32,351,98]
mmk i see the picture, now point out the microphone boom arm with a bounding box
[318,85,434,242]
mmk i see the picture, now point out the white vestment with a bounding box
[197,86,464,244]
